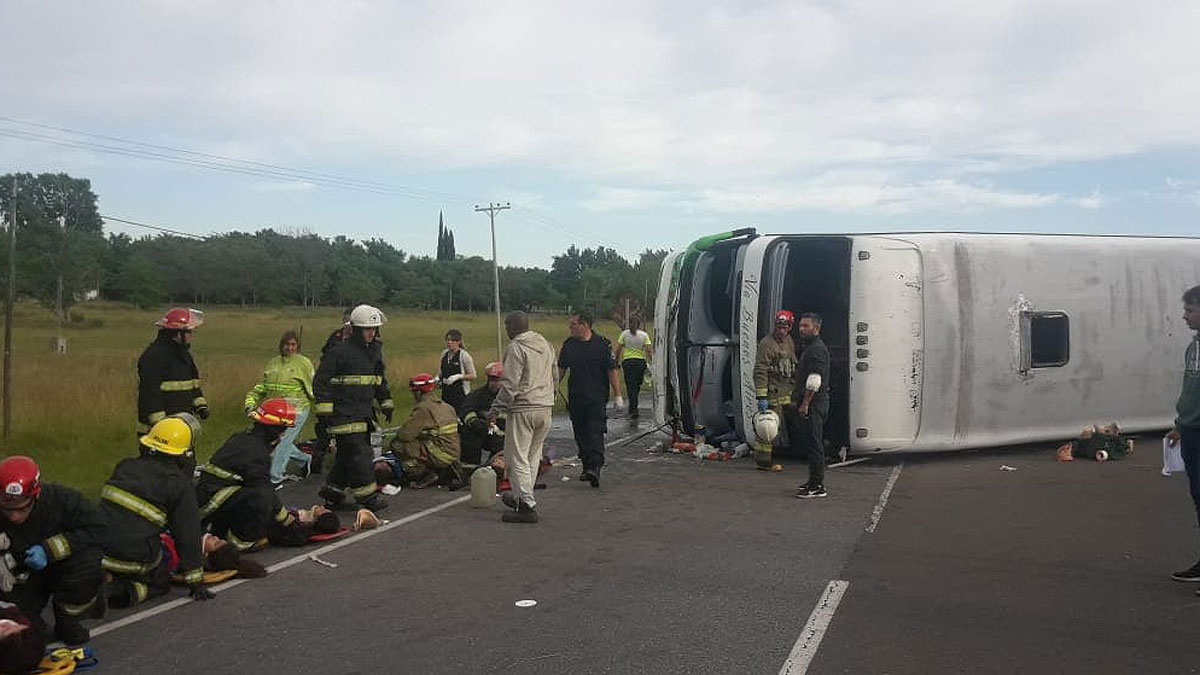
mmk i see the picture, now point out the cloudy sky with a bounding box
[2,1,1199,266]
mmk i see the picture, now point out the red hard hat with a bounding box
[0,456,41,506]
[484,362,503,378]
[774,310,795,326]
[155,307,205,331]
[409,373,437,392]
[250,398,298,426]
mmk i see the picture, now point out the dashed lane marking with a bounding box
[779,579,850,675]
[866,463,903,533]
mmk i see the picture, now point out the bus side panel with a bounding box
[652,250,685,427]
[848,239,924,451]
[736,237,778,441]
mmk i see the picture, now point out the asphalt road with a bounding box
[83,417,1200,674]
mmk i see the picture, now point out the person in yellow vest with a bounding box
[752,310,798,472]
[615,314,653,419]
[391,373,464,490]
[244,330,315,483]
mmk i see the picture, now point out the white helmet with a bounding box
[752,410,780,444]
[349,304,386,328]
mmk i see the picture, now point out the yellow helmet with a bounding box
[139,418,193,455]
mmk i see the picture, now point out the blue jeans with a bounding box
[271,407,311,483]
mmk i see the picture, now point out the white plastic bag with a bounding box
[1163,436,1185,476]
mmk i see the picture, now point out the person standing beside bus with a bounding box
[1167,284,1200,587]
[616,315,652,419]
[438,329,476,411]
[559,312,622,488]
[753,310,798,472]
[793,313,831,499]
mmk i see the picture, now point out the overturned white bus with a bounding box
[651,230,1200,454]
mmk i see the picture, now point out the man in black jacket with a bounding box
[314,304,393,512]
[793,313,832,499]
[100,417,212,607]
[197,398,304,551]
[558,312,622,488]
[0,456,106,646]
[310,307,355,474]
[136,307,208,436]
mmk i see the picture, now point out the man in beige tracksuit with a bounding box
[489,311,557,524]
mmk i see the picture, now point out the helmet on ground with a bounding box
[774,310,795,327]
[349,305,386,328]
[250,398,298,426]
[752,410,781,444]
[155,307,205,331]
[0,456,41,507]
[409,373,437,392]
[140,418,194,456]
[484,362,504,378]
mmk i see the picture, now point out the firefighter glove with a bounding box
[443,373,463,385]
[757,398,770,413]
[189,584,216,601]
[24,545,48,571]
[195,405,210,420]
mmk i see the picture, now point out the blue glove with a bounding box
[24,544,48,571]
[757,398,769,413]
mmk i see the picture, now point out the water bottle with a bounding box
[470,467,497,508]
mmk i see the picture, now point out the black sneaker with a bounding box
[501,503,538,524]
[501,491,518,510]
[1171,562,1200,582]
[796,485,827,499]
[585,472,600,488]
[578,472,590,482]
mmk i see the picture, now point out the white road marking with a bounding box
[779,579,850,675]
[866,464,903,533]
[90,495,469,639]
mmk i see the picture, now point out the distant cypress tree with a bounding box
[436,210,456,261]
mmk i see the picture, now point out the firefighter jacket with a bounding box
[321,328,348,359]
[0,483,106,567]
[753,334,797,407]
[459,386,503,464]
[137,333,205,433]
[394,396,461,470]
[313,337,393,433]
[99,454,204,585]
[195,430,294,542]
[458,385,500,428]
[244,354,316,412]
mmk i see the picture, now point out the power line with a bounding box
[101,215,207,240]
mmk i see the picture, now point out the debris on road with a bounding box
[1055,423,1134,462]
[1163,436,1185,476]
[514,599,537,608]
[308,554,338,569]
[999,465,1018,471]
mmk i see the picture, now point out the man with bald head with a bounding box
[489,312,557,524]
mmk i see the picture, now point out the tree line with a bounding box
[1,172,668,318]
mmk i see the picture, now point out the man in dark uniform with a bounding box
[311,307,355,474]
[196,398,304,551]
[558,312,622,488]
[136,307,208,437]
[314,304,393,512]
[794,313,832,499]
[458,361,505,465]
[100,418,213,607]
[0,456,106,646]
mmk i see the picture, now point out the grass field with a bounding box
[0,301,621,497]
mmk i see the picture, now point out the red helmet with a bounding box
[774,310,795,326]
[409,373,437,392]
[0,456,41,507]
[249,398,297,426]
[484,362,503,378]
[155,307,205,331]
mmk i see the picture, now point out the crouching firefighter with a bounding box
[100,418,213,607]
[314,304,392,512]
[391,373,465,489]
[0,456,107,646]
[196,398,302,552]
[752,310,798,471]
[458,361,506,466]
[136,307,208,437]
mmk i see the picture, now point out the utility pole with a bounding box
[474,201,510,360]
[3,178,17,440]
[55,215,65,354]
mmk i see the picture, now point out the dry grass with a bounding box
[0,302,610,497]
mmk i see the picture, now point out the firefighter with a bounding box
[0,456,106,646]
[391,373,464,489]
[196,398,304,552]
[458,362,505,465]
[752,310,798,471]
[100,418,212,607]
[137,307,208,437]
[311,307,355,474]
[314,304,393,512]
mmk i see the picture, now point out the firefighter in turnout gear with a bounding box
[196,398,304,552]
[314,304,393,512]
[392,373,464,489]
[137,307,208,436]
[100,418,213,607]
[0,456,107,646]
[752,310,798,471]
[458,362,505,466]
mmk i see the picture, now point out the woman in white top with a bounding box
[438,328,476,410]
[615,315,652,418]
